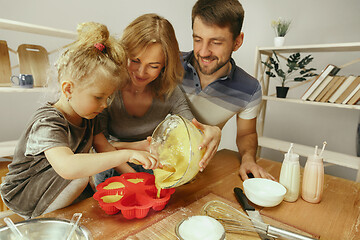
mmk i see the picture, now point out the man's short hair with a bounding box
[192,0,245,40]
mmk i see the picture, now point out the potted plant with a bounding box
[262,51,317,98]
[271,18,291,47]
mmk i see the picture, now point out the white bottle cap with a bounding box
[308,154,323,163]
[284,153,299,162]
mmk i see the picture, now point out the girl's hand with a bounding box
[128,150,159,169]
[192,118,221,172]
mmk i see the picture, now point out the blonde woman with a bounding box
[1,22,159,219]
[96,14,221,185]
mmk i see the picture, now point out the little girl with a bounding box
[0,22,159,219]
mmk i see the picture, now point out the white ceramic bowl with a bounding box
[243,178,286,207]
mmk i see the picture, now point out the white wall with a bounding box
[1,0,359,180]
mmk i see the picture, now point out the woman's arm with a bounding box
[111,137,151,151]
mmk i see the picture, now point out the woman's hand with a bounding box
[130,137,152,152]
[192,118,221,172]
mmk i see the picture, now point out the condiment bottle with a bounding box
[302,142,326,203]
[279,143,300,202]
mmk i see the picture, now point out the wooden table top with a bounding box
[1,149,359,239]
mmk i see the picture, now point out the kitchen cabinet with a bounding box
[254,42,360,182]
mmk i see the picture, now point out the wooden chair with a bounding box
[17,44,50,87]
[0,40,11,86]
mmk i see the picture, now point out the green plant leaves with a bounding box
[288,52,300,63]
[272,18,291,37]
[261,51,318,87]
[265,71,276,78]
[294,77,306,81]
[298,55,314,68]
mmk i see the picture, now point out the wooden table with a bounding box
[1,149,359,239]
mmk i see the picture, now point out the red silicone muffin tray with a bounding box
[93,172,175,219]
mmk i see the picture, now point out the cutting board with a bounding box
[0,40,12,85]
[17,44,50,87]
[129,193,316,239]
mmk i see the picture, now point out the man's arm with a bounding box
[236,116,275,180]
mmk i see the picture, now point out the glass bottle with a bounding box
[279,152,300,202]
[301,151,324,203]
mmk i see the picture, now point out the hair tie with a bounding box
[94,43,106,53]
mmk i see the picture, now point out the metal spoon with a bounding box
[4,217,26,240]
[66,213,82,240]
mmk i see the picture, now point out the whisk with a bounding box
[200,200,317,240]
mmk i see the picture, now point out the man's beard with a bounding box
[194,54,231,75]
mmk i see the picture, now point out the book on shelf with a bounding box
[346,88,360,105]
[342,83,360,104]
[334,76,360,104]
[308,75,333,101]
[328,75,357,103]
[315,76,336,102]
[319,76,347,102]
[301,64,340,101]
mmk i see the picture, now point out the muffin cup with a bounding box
[93,172,175,219]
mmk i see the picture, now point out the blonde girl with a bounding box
[1,22,159,219]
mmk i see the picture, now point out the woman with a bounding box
[95,13,221,185]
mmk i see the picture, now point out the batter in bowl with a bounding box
[153,118,204,197]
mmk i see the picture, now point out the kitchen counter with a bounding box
[1,149,359,239]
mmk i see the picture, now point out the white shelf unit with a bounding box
[254,42,360,182]
[0,18,76,158]
[0,86,49,93]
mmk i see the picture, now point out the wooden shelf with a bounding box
[259,136,360,171]
[262,96,360,110]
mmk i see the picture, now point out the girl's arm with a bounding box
[44,133,158,180]
[93,133,152,173]
[93,133,137,173]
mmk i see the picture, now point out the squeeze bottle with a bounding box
[301,143,326,203]
[279,144,300,202]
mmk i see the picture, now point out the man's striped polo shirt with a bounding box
[181,51,262,128]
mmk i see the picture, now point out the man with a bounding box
[181,0,274,180]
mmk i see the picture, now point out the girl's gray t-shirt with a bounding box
[1,103,101,218]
